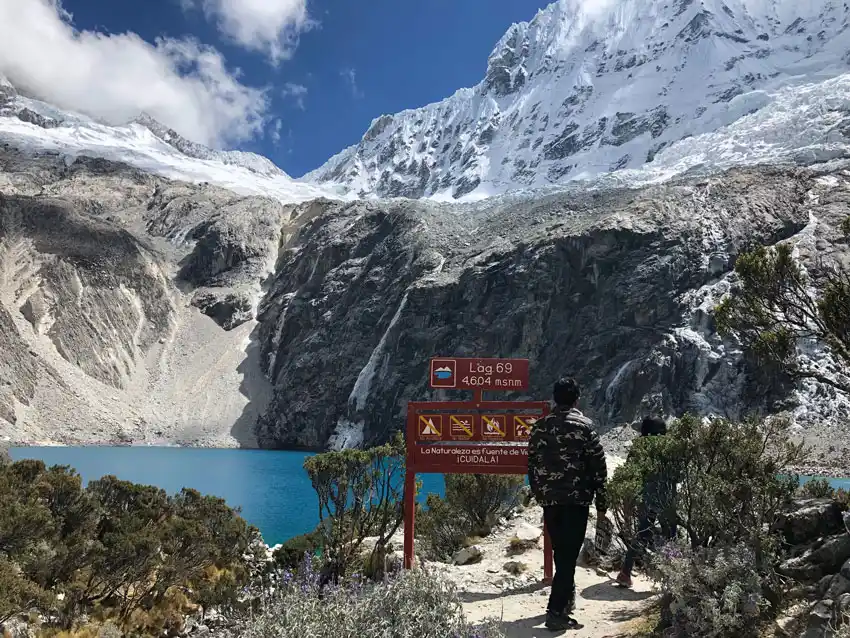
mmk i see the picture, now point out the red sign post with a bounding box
[404,357,553,583]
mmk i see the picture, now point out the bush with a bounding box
[606,414,810,635]
[273,527,324,570]
[417,474,524,561]
[417,493,468,561]
[651,543,769,638]
[444,474,524,537]
[798,478,835,499]
[0,460,255,634]
[244,557,504,638]
[303,434,408,583]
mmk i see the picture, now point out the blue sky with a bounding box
[45,0,554,177]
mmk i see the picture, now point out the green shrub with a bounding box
[651,543,769,638]
[0,460,255,633]
[416,493,467,561]
[273,527,324,570]
[0,556,52,624]
[606,414,809,635]
[303,433,408,583]
[798,478,835,499]
[444,474,524,537]
[417,474,524,561]
[244,565,504,638]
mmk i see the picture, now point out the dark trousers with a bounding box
[543,503,590,615]
[621,509,677,575]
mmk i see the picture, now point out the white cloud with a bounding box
[270,118,283,144]
[281,82,307,110]
[184,0,314,65]
[0,0,270,148]
[340,68,363,98]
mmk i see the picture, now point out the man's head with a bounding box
[640,416,667,437]
[553,377,581,408]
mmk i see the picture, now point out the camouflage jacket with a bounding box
[528,407,608,510]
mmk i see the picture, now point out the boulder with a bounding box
[803,600,834,638]
[776,499,845,546]
[780,535,850,582]
[453,545,483,565]
[824,573,850,600]
[513,522,542,543]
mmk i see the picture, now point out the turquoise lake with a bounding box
[9,447,849,547]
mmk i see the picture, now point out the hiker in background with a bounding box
[528,377,608,631]
[615,416,678,589]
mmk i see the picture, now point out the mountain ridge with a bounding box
[304,0,850,199]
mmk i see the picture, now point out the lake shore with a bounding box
[8,440,850,481]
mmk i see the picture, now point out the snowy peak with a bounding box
[305,0,850,200]
[133,114,290,179]
[0,77,340,204]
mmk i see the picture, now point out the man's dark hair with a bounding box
[640,416,667,436]
[553,377,581,407]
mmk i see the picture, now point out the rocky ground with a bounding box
[435,505,656,638]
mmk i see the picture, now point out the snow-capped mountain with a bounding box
[304,0,850,200]
[0,76,340,204]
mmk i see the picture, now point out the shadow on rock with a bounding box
[580,581,656,603]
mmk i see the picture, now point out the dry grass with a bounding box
[506,535,538,556]
[502,561,528,576]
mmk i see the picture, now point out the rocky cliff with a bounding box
[0,148,301,446]
[1,144,848,454]
[254,164,850,454]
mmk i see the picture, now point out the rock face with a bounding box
[304,0,850,199]
[254,164,849,450]
[0,148,293,446]
[1,141,849,452]
[774,498,850,638]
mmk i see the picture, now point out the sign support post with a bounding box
[403,357,553,583]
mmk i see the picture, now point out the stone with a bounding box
[776,499,845,546]
[513,522,542,543]
[781,535,850,582]
[453,545,483,565]
[803,600,834,638]
[825,574,850,600]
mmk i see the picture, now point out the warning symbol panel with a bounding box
[514,415,535,441]
[482,415,507,440]
[418,415,443,440]
[449,414,475,440]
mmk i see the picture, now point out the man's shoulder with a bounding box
[564,409,597,434]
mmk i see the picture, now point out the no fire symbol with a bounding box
[418,415,442,440]
[514,416,535,440]
[482,415,506,440]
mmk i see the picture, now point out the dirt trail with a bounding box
[425,500,657,638]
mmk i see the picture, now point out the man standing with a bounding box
[528,377,608,631]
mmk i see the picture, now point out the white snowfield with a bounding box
[0,94,345,205]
